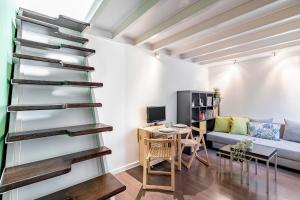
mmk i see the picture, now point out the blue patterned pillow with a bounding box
[249,122,280,140]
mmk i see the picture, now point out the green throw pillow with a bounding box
[230,117,249,135]
[214,116,231,133]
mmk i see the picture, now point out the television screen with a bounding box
[147,106,166,123]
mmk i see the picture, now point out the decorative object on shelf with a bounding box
[205,110,214,120]
[200,112,205,121]
[213,88,221,106]
[230,140,253,162]
[200,99,204,106]
[192,100,195,107]
[207,96,213,107]
[213,107,219,118]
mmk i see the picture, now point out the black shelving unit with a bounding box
[177,90,218,134]
[177,90,219,154]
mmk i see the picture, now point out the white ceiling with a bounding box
[89,0,300,65]
[17,0,300,65]
[122,0,199,39]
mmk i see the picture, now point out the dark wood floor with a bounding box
[115,149,300,200]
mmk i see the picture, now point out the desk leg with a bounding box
[255,159,258,175]
[275,153,277,182]
[240,162,243,184]
[266,161,269,194]
[216,153,219,175]
[230,152,233,178]
[177,136,182,171]
[219,154,222,176]
[247,160,250,185]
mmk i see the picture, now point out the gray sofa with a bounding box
[207,127,300,171]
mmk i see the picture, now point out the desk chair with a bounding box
[180,126,209,169]
[143,138,175,191]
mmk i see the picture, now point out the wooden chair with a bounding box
[180,126,209,169]
[143,138,175,191]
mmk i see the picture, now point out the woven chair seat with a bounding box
[181,139,198,146]
[148,147,172,160]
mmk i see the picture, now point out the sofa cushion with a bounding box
[248,122,280,140]
[254,138,300,162]
[230,117,249,135]
[249,118,273,123]
[214,116,231,133]
[207,131,300,162]
[207,131,251,145]
[283,119,300,143]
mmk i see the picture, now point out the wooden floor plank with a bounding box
[115,149,300,200]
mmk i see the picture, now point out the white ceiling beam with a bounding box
[85,0,104,22]
[193,29,300,63]
[152,0,274,51]
[197,39,300,65]
[87,0,109,24]
[183,17,300,59]
[85,26,113,39]
[113,0,160,38]
[134,0,219,46]
[171,3,300,56]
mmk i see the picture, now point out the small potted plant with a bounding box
[231,140,253,162]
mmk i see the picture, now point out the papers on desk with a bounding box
[158,128,176,133]
[173,124,187,128]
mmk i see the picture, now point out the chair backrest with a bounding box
[144,138,176,159]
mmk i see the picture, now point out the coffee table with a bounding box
[216,144,277,193]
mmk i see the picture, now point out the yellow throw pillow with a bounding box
[214,116,231,133]
[230,117,249,135]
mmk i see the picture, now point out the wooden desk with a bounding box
[137,125,191,170]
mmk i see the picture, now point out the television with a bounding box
[147,106,166,124]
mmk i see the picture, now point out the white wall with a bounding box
[87,35,209,172]
[208,50,300,123]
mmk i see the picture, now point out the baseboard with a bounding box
[109,161,140,174]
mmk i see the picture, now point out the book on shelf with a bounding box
[199,112,205,121]
[205,110,214,120]
[207,96,213,107]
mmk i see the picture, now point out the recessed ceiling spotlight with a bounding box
[154,52,160,59]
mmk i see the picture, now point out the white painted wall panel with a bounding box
[86,35,209,172]
[208,50,300,123]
